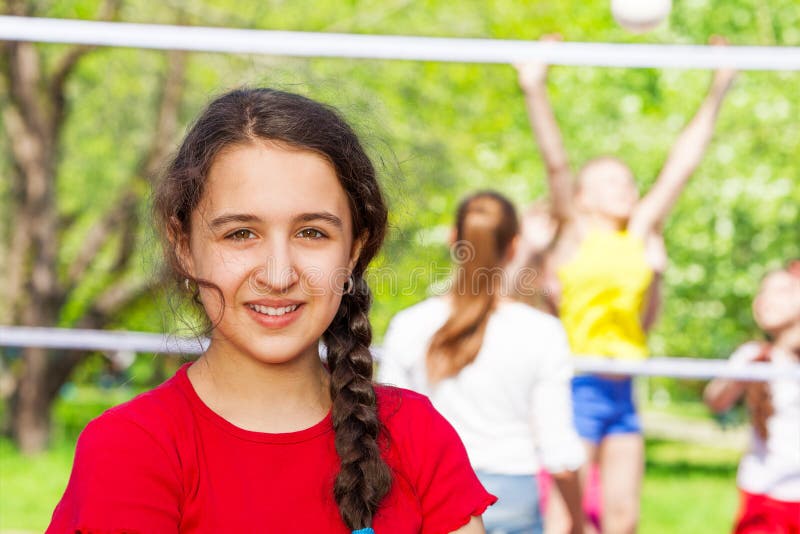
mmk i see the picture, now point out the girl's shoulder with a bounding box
[47,368,191,532]
[390,296,448,327]
[374,385,497,524]
[375,384,435,427]
[499,299,561,324]
[79,363,194,456]
[374,384,461,455]
[494,301,568,347]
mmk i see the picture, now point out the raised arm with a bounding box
[515,37,575,222]
[630,38,736,236]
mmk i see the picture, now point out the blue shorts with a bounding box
[476,472,543,534]
[571,375,641,444]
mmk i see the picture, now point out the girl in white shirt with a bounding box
[704,261,800,533]
[380,191,585,534]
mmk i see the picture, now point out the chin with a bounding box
[605,210,631,225]
[244,338,321,366]
[756,316,791,334]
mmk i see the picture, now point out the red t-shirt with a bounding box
[47,363,495,533]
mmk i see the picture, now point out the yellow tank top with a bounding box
[557,230,653,360]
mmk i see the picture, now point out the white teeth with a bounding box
[248,304,299,316]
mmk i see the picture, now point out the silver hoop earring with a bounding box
[343,275,356,295]
[184,278,191,291]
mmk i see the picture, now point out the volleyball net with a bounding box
[2,326,799,381]
[0,16,799,70]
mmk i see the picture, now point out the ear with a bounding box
[347,231,368,273]
[168,216,195,277]
[448,227,457,247]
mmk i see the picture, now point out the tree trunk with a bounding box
[10,347,54,453]
[1,4,184,453]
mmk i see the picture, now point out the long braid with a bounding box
[324,276,392,530]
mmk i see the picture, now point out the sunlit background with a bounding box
[1,0,799,531]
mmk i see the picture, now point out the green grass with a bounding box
[641,439,739,534]
[0,395,741,533]
[0,438,75,532]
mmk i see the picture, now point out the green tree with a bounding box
[0,0,187,453]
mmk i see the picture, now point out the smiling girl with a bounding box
[46,88,495,534]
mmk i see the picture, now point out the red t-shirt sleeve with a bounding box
[396,393,497,534]
[46,410,182,534]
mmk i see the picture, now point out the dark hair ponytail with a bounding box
[153,87,391,529]
[325,277,392,528]
[426,191,519,382]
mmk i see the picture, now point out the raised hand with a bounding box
[709,35,737,93]
[514,34,562,92]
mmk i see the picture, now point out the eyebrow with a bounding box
[207,211,343,231]
[208,213,262,231]
[295,212,343,229]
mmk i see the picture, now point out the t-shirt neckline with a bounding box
[175,362,334,444]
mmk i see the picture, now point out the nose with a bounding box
[249,238,299,295]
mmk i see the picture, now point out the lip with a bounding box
[245,301,305,329]
[245,298,305,307]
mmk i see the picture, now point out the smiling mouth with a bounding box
[247,303,301,317]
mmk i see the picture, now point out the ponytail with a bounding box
[426,192,519,383]
[324,277,392,530]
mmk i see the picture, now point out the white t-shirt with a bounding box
[378,297,585,475]
[730,342,800,501]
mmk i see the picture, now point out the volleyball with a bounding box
[611,0,672,33]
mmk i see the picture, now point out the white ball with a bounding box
[611,0,672,33]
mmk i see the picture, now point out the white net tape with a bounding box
[2,326,798,381]
[1,16,799,70]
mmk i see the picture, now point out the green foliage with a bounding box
[5,0,799,390]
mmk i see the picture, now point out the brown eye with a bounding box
[298,228,325,239]
[228,229,256,241]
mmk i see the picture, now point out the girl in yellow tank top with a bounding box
[557,229,653,360]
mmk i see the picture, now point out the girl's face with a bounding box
[578,160,639,222]
[181,142,361,365]
[753,270,800,334]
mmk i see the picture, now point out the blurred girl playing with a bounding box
[380,191,586,534]
[515,36,736,534]
[46,88,495,534]
[704,261,800,534]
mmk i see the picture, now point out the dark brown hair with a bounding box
[152,88,391,529]
[426,191,519,382]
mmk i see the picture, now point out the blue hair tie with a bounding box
[352,529,375,534]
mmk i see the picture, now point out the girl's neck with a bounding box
[772,322,800,357]
[188,339,331,433]
[581,211,626,234]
